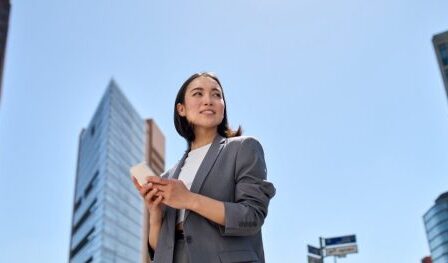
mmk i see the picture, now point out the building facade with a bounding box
[433,31,448,97]
[68,80,165,263]
[0,0,10,104]
[424,192,448,263]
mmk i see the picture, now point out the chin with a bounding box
[195,121,221,130]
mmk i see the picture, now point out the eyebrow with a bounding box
[190,87,222,93]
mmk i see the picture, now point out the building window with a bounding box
[84,171,99,198]
[70,227,95,259]
[84,185,93,197]
[74,198,82,212]
[72,199,97,234]
[90,125,95,136]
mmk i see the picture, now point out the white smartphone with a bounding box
[129,162,157,186]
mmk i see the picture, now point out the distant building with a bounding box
[423,192,448,263]
[0,0,10,104]
[68,80,165,263]
[433,31,448,98]
[422,256,432,263]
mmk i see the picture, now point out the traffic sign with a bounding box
[324,235,356,246]
[308,245,321,256]
[325,244,358,256]
[308,256,323,263]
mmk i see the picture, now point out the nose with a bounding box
[203,94,213,105]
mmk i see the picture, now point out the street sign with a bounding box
[307,245,321,256]
[325,244,358,257]
[308,256,322,263]
[324,235,356,246]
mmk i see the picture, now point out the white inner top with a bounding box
[176,143,212,224]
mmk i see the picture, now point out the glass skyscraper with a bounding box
[433,31,448,97]
[69,80,165,263]
[424,192,448,263]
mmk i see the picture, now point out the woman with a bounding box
[132,72,276,263]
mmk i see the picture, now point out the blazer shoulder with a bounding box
[223,136,265,159]
[226,136,264,151]
[226,135,263,146]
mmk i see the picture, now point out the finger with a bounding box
[153,194,163,206]
[146,176,161,183]
[155,184,168,192]
[159,192,167,203]
[142,182,153,190]
[131,176,142,191]
[145,188,159,202]
[147,176,168,185]
[143,175,157,184]
[141,183,154,196]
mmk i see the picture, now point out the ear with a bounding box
[176,103,186,117]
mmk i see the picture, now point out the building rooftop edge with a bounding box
[433,30,448,42]
[435,191,448,204]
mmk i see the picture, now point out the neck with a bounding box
[191,128,217,150]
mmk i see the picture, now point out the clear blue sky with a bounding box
[1,0,448,262]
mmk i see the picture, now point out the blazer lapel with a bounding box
[163,150,189,242]
[172,150,189,179]
[184,134,226,220]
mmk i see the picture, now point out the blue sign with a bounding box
[307,245,321,256]
[325,235,356,246]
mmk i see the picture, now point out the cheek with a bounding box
[184,100,200,113]
[219,101,225,113]
[218,103,225,119]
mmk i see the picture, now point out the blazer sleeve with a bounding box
[220,137,276,236]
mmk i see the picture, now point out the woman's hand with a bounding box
[132,176,164,225]
[147,177,196,210]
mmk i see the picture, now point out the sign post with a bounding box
[307,234,358,263]
[307,244,322,263]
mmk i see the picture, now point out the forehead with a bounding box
[187,76,222,91]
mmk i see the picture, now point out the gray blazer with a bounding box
[151,135,276,263]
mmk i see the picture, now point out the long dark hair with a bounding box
[174,72,242,144]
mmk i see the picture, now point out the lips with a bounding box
[200,109,215,114]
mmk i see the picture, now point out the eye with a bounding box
[193,91,202,96]
[213,92,222,98]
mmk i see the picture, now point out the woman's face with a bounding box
[177,76,225,135]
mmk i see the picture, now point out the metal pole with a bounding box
[319,237,324,263]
